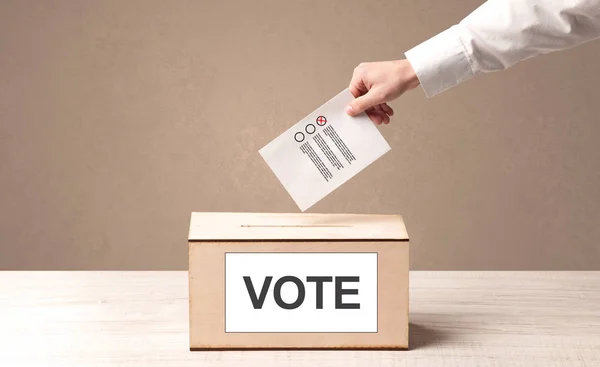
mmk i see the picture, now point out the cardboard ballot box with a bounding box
[188,212,410,350]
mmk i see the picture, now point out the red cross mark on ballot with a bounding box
[316,116,327,126]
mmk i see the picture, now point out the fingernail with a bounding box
[345,105,354,115]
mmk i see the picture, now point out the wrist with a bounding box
[404,59,420,90]
[393,59,420,91]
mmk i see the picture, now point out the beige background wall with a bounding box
[1,0,599,270]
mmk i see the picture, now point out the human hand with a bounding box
[346,59,420,125]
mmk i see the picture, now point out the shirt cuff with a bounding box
[405,25,475,98]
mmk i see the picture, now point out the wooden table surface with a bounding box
[1,271,599,366]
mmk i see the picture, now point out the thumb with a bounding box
[345,90,381,116]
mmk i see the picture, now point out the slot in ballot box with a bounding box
[188,212,410,350]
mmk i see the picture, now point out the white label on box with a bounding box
[259,88,391,212]
[225,252,378,333]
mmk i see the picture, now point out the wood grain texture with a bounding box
[188,241,409,349]
[1,271,599,366]
[188,212,409,241]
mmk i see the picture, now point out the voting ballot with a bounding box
[188,212,410,350]
[259,89,391,212]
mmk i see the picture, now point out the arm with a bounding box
[405,0,600,97]
[347,0,600,122]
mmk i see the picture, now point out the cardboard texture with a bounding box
[188,212,410,350]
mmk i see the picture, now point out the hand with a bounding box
[346,59,420,125]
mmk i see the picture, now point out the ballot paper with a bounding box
[259,88,391,211]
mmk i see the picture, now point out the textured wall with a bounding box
[1,0,600,270]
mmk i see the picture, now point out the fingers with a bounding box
[374,105,390,124]
[346,89,383,117]
[366,108,383,125]
[366,104,392,125]
[349,65,368,98]
[348,80,366,99]
[347,64,382,116]
[347,63,394,123]
[381,103,394,116]
[349,63,369,94]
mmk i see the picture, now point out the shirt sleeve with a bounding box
[404,0,600,98]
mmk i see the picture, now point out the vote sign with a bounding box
[225,253,378,333]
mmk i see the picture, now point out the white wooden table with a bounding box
[1,271,599,366]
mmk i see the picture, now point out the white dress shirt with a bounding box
[405,0,600,97]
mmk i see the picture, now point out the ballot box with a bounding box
[188,212,410,350]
